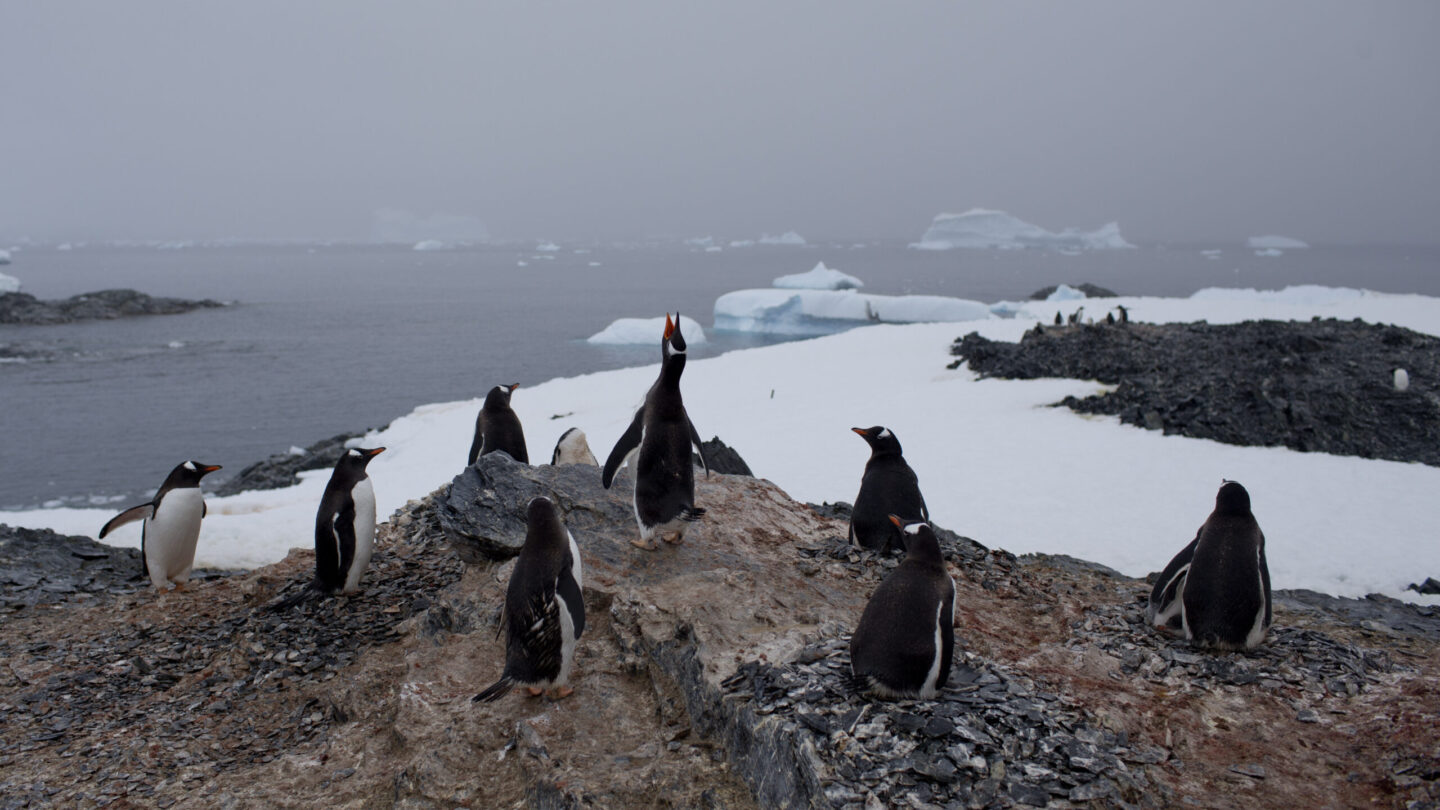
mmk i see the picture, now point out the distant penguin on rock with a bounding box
[468,384,528,466]
[1054,311,1063,326]
[551,427,598,466]
[602,313,710,549]
[1147,481,1272,651]
[100,460,222,591]
[849,426,929,553]
[850,517,956,699]
[474,497,585,702]
[1116,304,1129,324]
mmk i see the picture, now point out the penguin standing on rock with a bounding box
[99,460,222,591]
[1147,480,1272,650]
[468,384,528,465]
[551,427,598,466]
[850,517,956,699]
[849,426,928,553]
[602,313,709,549]
[475,497,585,702]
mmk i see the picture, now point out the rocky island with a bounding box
[2,452,1437,808]
[0,289,227,326]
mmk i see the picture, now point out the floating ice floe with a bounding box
[714,288,991,335]
[1254,248,1284,257]
[412,240,449,251]
[0,271,19,293]
[757,231,807,246]
[1247,235,1309,250]
[587,314,708,346]
[0,248,11,266]
[772,262,864,291]
[910,209,1134,251]
[535,241,562,252]
[1045,283,1088,302]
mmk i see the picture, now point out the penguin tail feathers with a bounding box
[679,507,706,523]
[265,581,323,612]
[472,676,514,703]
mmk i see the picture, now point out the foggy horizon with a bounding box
[3,2,1437,247]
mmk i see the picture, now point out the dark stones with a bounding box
[213,431,368,497]
[0,289,227,325]
[696,437,754,477]
[951,318,1440,467]
[1406,577,1440,596]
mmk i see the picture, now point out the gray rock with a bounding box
[213,431,368,496]
[697,437,754,477]
[0,289,228,326]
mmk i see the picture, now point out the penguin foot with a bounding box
[551,686,574,699]
[630,538,656,550]
[661,532,683,544]
[526,687,545,697]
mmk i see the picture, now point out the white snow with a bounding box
[714,289,992,335]
[1254,248,1284,257]
[772,262,864,291]
[1045,284,1087,302]
[757,231,807,246]
[1248,235,1309,250]
[412,240,448,251]
[728,239,756,248]
[7,285,1440,606]
[0,271,18,293]
[587,315,708,346]
[911,209,1134,251]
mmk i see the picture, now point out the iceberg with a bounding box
[714,289,991,336]
[772,262,864,291]
[728,239,756,248]
[587,315,708,346]
[1247,235,1309,250]
[535,241,561,252]
[757,231,807,246]
[910,209,1134,251]
[0,271,19,293]
[0,248,11,266]
[412,240,449,251]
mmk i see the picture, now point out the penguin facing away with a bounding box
[602,313,710,549]
[551,427,599,466]
[99,460,222,591]
[474,497,585,702]
[469,384,528,466]
[1147,480,1272,651]
[850,516,956,699]
[849,426,929,553]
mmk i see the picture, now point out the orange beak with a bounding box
[851,427,868,437]
[663,313,675,340]
[509,382,520,390]
[888,514,904,529]
[367,447,386,457]
[201,464,223,474]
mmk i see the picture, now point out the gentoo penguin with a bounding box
[474,497,585,702]
[602,313,710,549]
[468,384,528,465]
[1116,304,1129,324]
[1147,481,1272,651]
[1105,311,1115,325]
[849,426,929,553]
[99,460,222,591]
[315,446,385,595]
[551,427,599,466]
[1068,306,1085,325]
[850,517,956,699]
[1054,311,1063,326]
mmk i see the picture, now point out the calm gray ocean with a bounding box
[2,241,1436,509]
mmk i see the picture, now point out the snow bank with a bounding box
[757,231,807,246]
[772,262,864,291]
[587,315,708,346]
[1248,235,1309,250]
[714,289,991,335]
[0,272,18,293]
[911,209,1134,251]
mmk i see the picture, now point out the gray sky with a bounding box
[2,2,1437,245]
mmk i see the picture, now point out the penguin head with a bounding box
[166,461,222,489]
[851,426,902,456]
[485,384,519,409]
[888,515,943,564]
[335,446,385,479]
[525,496,567,548]
[1215,480,1251,514]
[663,313,687,358]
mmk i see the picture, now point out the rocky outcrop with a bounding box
[698,436,754,477]
[0,289,227,325]
[2,458,1438,808]
[952,318,1440,466]
[212,431,368,497]
[1028,283,1118,300]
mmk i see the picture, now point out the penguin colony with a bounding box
[97,312,1278,705]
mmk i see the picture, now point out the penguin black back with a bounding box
[469,383,528,465]
[848,426,928,553]
[313,446,385,594]
[850,517,955,699]
[1182,481,1271,650]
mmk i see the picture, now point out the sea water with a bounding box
[2,240,1436,509]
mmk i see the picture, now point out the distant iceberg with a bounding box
[412,240,449,251]
[587,315,708,346]
[0,271,19,293]
[757,231,807,246]
[1044,283,1087,302]
[0,248,11,266]
[1247,235,1309,250]
[728,239,756,248]
[372,208,488,244]
[910,209,1134,251]
[535,241,562,252]
[714,289,990,336]
[773,262,864,291]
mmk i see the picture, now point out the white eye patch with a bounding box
[347,449,362,458]
[879,428,892,439]
[903,523,925,535]
[183,461,197,471]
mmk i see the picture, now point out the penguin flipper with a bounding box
[687,418,709,478]
[602,409,645,489]
[1147,533,1198,629]
[99,502,155,539]
[266,580,323,611]
[473,676,514,703]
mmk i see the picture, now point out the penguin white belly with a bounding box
[550,591,579,688]
[343,477,377,594]
[918,600,945,699]
[146,488,205,588]
[1243,547,1269,649]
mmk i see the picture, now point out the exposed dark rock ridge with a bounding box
[1028,283,1118,300]
[0,289,228,325]
[2,459,1437,807]
[212,431,369,497]
[698,436,754,477]
[951,318,1440,466]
